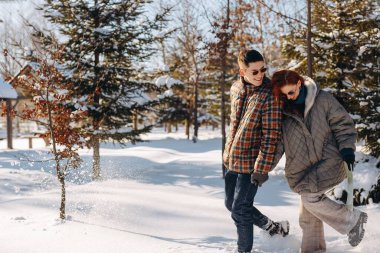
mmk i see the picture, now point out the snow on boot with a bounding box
[348,212,367,247]
[265,220,289,237]
[277,220,290,237]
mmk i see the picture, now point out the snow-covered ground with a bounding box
[0,128,379,253]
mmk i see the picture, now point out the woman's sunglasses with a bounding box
[285,89,296,96]
[252,67,267,76]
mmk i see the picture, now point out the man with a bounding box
[223,49,289,253]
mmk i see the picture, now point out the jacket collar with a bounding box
[303,76,319,117]
[240,76,270,91]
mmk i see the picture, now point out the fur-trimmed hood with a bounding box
[303,76,319,117]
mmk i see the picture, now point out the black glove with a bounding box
[340,148,355,170]
[251,172,269,187]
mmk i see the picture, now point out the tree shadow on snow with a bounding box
[0,143,295,206]
[76,153,225,188]
[100,137,223,154]
[70,218,234,251]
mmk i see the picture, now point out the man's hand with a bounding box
[251,172,269,187]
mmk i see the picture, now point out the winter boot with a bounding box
[348,212,367,247]
[264,220,289,237]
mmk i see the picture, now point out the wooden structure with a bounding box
[0,77,17,149]
[1,63,41,148]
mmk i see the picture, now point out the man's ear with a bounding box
[239,69,245,76]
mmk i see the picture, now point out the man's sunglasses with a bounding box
[252,67,267,76]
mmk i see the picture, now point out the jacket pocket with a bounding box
[322,134,341,159]
[308,168,319,193]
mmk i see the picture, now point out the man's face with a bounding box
[240,61,266,87]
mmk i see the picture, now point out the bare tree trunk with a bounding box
[221,78,227,150]
[59,173,66,219]
[185,117,190,139]
[221,78,227,178]
[92,1,101,180]
[307,0,313,78]
[46,84,66,219]
[6,99,13,149]
[221,0,230,178]
[133,112,138,130]
[92,136,101,180]
[193,81,198,142]
[167,123,172,133]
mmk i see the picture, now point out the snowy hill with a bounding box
[0,128,379,253]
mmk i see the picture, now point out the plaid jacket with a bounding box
[223,77,282,174]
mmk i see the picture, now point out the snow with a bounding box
[0,77,17,99]
[155,75,183,88]
[287,59,306,70]
[315,71,327,77]
[117,89,151,107]
[315,41,334,50]
[158,64,170,72]
[349,114,361,120]
[358,45,368,56]
[158,89,174,99]
[94,27,113,35]
[323,87,338,93]
[0,128,379,253]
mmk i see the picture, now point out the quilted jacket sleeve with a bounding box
[271,134,285,171]
[253,95,282,174]
[326,92,357,151]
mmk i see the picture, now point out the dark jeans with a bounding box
[225,170,268,253]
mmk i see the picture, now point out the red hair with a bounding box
[271,70,304,98]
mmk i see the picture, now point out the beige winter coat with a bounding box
[274,77,357,194]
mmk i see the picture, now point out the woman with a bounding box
[270,70,367,253]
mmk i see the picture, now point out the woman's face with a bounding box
[280,80,301,100]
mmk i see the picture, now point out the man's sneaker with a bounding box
[348,212,368,247]
[265,220,289,237]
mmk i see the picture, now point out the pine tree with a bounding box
[198,86,220,130]
[155,72,188,132]
[281,0,380,157]
[39,0,170,179]
[152,0,181,133]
